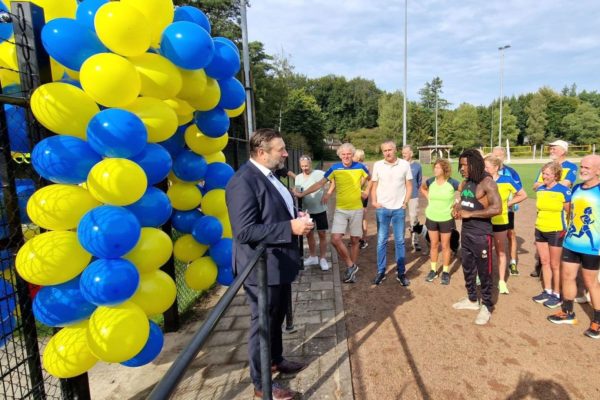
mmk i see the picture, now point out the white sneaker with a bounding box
[304,256,319,266]
[474,305,491,325]
[575,291,591,304]
[452,297,480,310]
[319,258,330,271]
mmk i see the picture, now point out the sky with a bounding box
[246,0,600,107]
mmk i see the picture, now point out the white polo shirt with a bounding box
[371,158,413,209]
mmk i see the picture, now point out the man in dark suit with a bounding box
[226,128,314,400]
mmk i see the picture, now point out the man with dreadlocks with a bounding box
[452,149,501,325]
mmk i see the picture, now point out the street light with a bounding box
[402,0,408,147]
[434,87,438,148]
[498,44,510,147]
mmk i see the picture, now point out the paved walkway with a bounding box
[170,244,353,399]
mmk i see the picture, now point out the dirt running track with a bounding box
[342,196,600,400]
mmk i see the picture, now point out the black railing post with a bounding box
[256,256,272,400]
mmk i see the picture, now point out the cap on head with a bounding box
[548,140,568,153]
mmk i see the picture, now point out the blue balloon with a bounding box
[87,108,147,158]
[218,78,245,110]
[59,74,83,89]
[194,108,230,138]
[125,187,172,227]
[41,18,108,71]
[130,143,172,185]
[157,124,187,159]
[204,162,234,191]
[171,209,203,233]
[1,313,16,347]
[172,150,208,182]
[205,40,240,80]
[16,179,35,224]
[0,278,16,319]
[192,216,222,246]
[75,0,109,31]
[121,321,164,367]
[209,238,232,269]
[80,258,140,306]
[160,21,214,70]
[0,249,12,272]
[0,1,13,41]
[32,277,96,327]
[31,135,102,184]
[213,37,239,56]
[77,205,141,258]
[173,5,211,33]
[217,265,234,286]
[4,104,30,153]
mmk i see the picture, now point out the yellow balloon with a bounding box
[80,53,141,107]
[188,77,220,111]
[22,0,77,21]
[50,58,65,81]
[16,231,91,286]
[185,256,217,291]
[201,189,228,217]
[203,151,227,164]
[130,270,176,316]
[31,82,99,138]
[26,184,101,231]
[173,234,207,262]
[164,98,193,125]
[167,182,202,211]
[184,125,229,156]
[124,97,178,142]
[167,170,183,185]
[64,67,79,80]
[217,215,232,238]
[225,102,246,118]
[122,0,174,46]
[130,53,182,99]
[94,2,151,57]
[123,228,173,273]
[87,301,149,363]
[177,68,207,102]
[0,40,18,70]
[87,158,147,206]
[43,321,98,379]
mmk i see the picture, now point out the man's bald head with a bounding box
[579,154,600,183]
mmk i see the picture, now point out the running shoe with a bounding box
[498,280,509,294]
[440,272,451,285]
[452,297,480,310]
[373,272,386,285]
[319,258,330,271]
[547,311,577,325]
[584,322,600,339]
[509,262,519,276]
[474,305,491,325]
[304,256,319,266]
[544,294,562,309]
[575,291,591,304]
[425,270,437,282]
[532,291,551,304]
[396,274,410,286]
[343,264,359,283]
[359,239,368,250]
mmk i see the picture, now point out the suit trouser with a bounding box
[244,283,291,389]
[461,232,494,310]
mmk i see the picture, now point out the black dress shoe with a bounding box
[254,384,298,399]
[272,359,307,374]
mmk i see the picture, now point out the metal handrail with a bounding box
[148,244,272,400]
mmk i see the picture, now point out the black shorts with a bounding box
[311,211,329,231]
[493,223,510,233]
[508,211,515,230]
[425,218,455,233]
[562,247,600,270]
[534,229,565,247]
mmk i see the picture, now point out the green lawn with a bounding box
[420,162,545,197]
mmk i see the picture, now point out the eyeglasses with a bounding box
[299,156,311,162]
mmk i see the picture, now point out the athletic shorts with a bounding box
[425,218,455,234]
[331,209,363,237]
[311,211,329,231]
[562,247,600,270]
[493,223,510,233]
[534,229,565,247]
[508,211,515,230]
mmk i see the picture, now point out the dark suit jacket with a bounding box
[225,161,301,286]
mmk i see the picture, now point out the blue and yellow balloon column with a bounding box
[5,0,242,378]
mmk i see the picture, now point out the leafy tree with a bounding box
[174,0,241,39]
[562,102,600,145]
[492,103,519,146]
[280,88,325,158]
[525,93,548,145]
[578,90,600,109]
[377,91,404,141]
[538,87,580,140]
[345,128,389,157]
[419,77,450,110]
[445,103,481,152]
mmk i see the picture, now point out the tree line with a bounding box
[185,0,600,158]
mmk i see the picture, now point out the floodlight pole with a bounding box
[402,0,408,147]
[241,0,255,138]
[498,44,510,147]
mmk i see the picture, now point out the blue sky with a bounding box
[246,0,600,107]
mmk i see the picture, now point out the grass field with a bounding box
[420,162,545,197]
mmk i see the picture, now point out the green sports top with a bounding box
[424,177,460,222]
